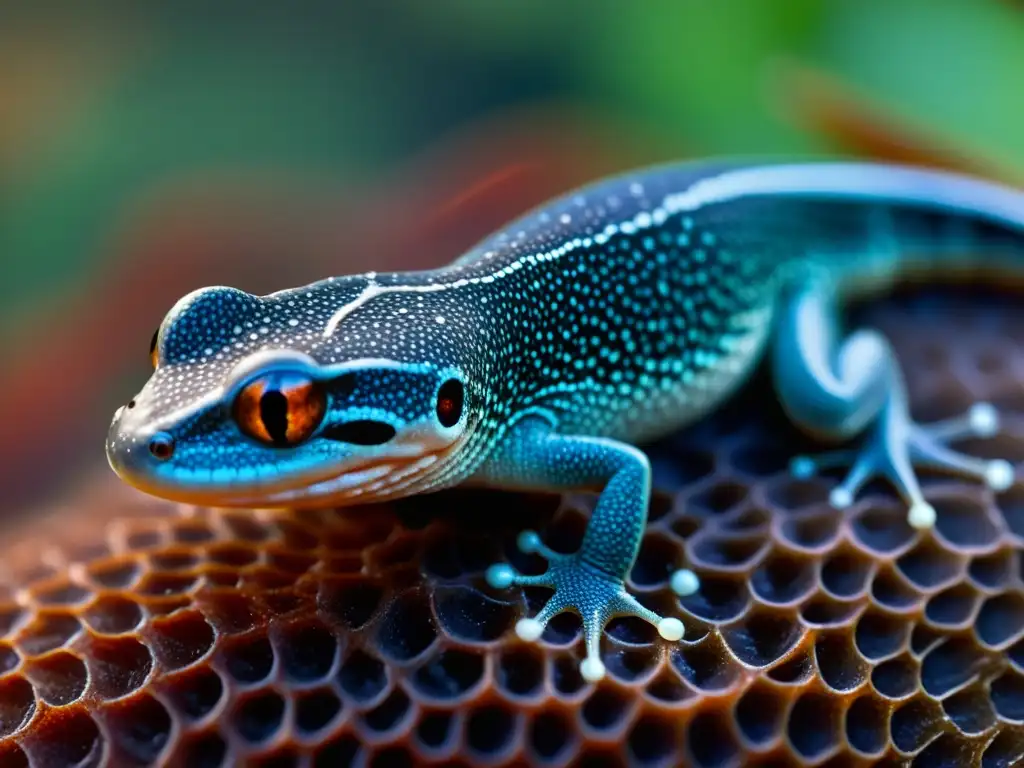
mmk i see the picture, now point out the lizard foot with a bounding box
[486,530,691,682]
[791,401,1014,529]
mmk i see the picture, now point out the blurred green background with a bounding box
[1,0,1022,514]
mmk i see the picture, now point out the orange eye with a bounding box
[233,372,326,447]
[149,328,160,370]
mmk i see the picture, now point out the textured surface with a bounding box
[4,286,1024,767]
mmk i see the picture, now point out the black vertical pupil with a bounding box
[436,379,464,427]
[260,389,290,444]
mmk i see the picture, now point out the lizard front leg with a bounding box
[478,414,698,682]
[775,276,1014,528]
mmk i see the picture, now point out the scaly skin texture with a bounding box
[108,160,1024,680]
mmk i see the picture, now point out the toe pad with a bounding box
[829,487,853,509]
[985,459,1014,491]
[670,569,700,597]
[580,657,606,682]
[515,618,544,642]
[657,617,684,641]
[907,502,937,530]
[790,456,816,479]
[969,402,999,436]
[486,564,516,589]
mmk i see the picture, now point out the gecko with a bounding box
[107,160,1023,683]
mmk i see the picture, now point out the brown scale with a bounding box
[2,286,1024,767]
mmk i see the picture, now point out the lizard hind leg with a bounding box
[776,278,1014,529]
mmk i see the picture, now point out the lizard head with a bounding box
[106,283,476,507]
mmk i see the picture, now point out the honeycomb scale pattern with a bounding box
[3,286,1024,767]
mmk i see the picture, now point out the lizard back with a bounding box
[442,160,1024,445]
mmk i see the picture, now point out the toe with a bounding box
[486,562,554,589]
[517,530,542,553]
[792,403,1009,532]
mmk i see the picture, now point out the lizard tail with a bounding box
[752,162,1024,292]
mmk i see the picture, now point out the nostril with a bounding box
[127,400,136,410]
[148,433,175,461]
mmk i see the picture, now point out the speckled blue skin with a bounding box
[108,160,1024,682]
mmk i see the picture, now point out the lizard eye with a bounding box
[436,379,464,428]
[233,372,326,447]
[149,328,160,369]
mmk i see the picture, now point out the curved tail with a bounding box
[674,162,1024,289]
[672,162,1024,230]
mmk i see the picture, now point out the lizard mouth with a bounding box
[111,433,467,509]
[228,446,457,507]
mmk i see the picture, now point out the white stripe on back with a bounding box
[664,163,1024,228]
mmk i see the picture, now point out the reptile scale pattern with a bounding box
[3,286,1024,767]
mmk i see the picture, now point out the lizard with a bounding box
[107,159,1023,683]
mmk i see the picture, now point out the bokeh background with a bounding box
[2,0,1023,517]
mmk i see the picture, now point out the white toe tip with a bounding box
[485,564,515,589]
[657,617,684,642]
[908,502,937,530]
[515,618,544,642]
[969,402,999,436]
[829,487,853,509]
[985,459,1014,491]
[580,657,606,682]
[517,530,541,553]
[790,456,815,479]
[670,569,700,597]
